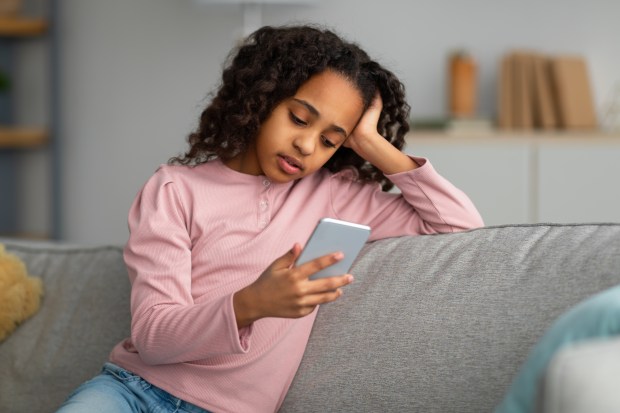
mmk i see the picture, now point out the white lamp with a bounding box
[192,0,317,37]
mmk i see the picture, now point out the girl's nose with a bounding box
[293,133,316,156]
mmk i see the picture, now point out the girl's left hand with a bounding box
[343,92,383,155]
[344,92,418,174]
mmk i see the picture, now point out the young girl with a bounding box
[58,25,483,413]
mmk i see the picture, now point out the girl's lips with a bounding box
[278,155,303,175]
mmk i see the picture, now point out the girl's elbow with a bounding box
[130,331,164,366]
[450,215,484,232]
[130,314,172,366]
[467,212,485,230]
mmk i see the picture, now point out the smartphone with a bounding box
[296,218,371,280]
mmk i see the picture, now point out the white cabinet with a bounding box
[404,132,620,226]
[537,140,620,223]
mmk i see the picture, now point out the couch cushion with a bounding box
[0,244,44,342]
[280,223,620,413]
[0,240,130,413]
[539,336,620,413]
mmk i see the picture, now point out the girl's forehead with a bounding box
[293,71,364,131]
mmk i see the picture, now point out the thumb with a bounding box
[277,243,302,270]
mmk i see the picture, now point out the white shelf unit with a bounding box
[404,131,620,226]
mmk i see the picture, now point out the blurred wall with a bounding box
[51,0,620,244]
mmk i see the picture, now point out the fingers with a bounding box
[294,274,354,312]
[365,92,383,124]
[292,250,354,299]
[296,251,343,278]
[310,273,354,294]
[369,90,383,111]
[345,92,383,151]
[306,286,345,305]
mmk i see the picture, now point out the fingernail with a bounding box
[346,274,354,283]
[334,252,344,260]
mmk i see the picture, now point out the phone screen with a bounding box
[296,218,371,280]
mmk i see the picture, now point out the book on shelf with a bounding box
[531,54,557,129]
[550,55,598,129]
[513,51,534,130]
[497,54,513,129]
[497,50,597,131]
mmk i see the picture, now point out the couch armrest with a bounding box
[539,336,620,413]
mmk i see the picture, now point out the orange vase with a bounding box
[449,51,477,118]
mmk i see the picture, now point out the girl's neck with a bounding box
[224,144,262,176]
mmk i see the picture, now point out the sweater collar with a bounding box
[211,158,296,190]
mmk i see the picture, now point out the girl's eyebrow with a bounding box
[292,98,348,137]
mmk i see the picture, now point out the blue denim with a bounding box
[56,362,212,413]
[495,284,620,413]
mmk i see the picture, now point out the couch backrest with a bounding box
[280,223,620,413]
[0,241,130,413]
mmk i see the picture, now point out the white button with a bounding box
[262,179,270,187]
[258,220,268,228]
[259,201,268,210]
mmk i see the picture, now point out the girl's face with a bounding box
[225,70,365,182]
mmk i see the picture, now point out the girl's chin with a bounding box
[265,162,300,182]
[266,172,298,183]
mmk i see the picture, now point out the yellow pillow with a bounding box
[0,244,44,342]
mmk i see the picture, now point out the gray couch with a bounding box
[1,223,620,413]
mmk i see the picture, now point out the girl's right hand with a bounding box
[233,244,354,328]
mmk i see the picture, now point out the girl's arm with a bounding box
[337,93,483,236]
[125,170,254,365]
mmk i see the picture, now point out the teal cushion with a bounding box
[495,284,620,413]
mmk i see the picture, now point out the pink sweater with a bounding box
[109,157,483,413]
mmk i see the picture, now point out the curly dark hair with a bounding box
[170,24,410,191]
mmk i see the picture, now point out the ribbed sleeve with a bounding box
[329,156,484,240]
[124,168,252,364]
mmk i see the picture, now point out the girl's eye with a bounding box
[290,112,307,126]
[321,135,336,148]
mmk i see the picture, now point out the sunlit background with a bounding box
[3,0,620,244]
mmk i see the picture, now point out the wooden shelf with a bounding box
[0,232,50,240]
[0,8,54,239]
[0,17,47,36]
[407,130,620,144]
[0,127,48,148]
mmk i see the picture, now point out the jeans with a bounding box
[495,284,620,413]
[56,362,212,413]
